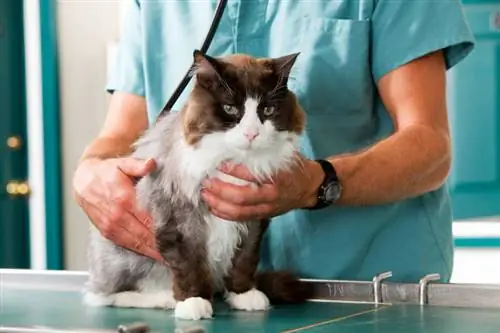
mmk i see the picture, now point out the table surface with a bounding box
[2,270,500,333]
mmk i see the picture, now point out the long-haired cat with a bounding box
[84,50,313,320]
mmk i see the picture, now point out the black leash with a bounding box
[157,0,228,119]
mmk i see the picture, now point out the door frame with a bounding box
[24,0,63,270]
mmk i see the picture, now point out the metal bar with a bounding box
[427,283,500,308]
[303,278,377,304]
[304,273,500,309]
[2,269,500,309]
[303,278,500,309]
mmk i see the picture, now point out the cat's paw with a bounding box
[174,297,213,320]
[83,291,114,307]
[226,288,270,311]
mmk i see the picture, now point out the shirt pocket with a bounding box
[288,17,373,118]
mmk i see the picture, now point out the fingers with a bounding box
[119,210,157,248]
[133,209,154,229]
[115,226,164,263]
[83,198,164,263]
[107,186,152,228]
[117,158,157,177]
[117,213,165,263]
[201,190,273,221]
[209,208,234,221]
[217,162,260,183]
[202,178,278,206]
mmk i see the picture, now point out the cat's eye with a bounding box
[263,106,276,116]
[222,104,238,115]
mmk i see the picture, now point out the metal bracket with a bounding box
[418,273,441,305]
[372,271,392,304]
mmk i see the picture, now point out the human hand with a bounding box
[200,155,325,221]
[72,156,164,262]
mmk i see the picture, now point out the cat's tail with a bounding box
[255,270,314,304]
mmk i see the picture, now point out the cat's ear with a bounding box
[271,52,300,78]
[193,49,221,77]
[192,50,225,91]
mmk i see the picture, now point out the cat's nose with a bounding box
[244,131,259,141]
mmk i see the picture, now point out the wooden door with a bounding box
[0,0,30,268]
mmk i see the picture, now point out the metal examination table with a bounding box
[1,269,499,332]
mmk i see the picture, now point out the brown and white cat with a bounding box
[84,50,312,320]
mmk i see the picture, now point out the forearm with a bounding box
[79,136,135,162]
[79,92,149,163]
[329,124,451,206]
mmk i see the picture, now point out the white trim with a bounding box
[24,0,47,269]
[453,220,500,238]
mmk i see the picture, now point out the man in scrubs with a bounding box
[73,0,475,282]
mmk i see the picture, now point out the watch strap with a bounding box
[306,159,339,210]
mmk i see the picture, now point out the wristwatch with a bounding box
[306,159,342,210]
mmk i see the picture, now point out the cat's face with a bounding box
[181,51,305,154]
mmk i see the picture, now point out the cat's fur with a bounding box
[84,50,313,320]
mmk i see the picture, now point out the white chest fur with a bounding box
[205,213,248,290]
[204,170,250,290]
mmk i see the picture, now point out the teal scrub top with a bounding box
[108,0,475,283]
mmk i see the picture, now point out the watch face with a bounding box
[324,183,341,202]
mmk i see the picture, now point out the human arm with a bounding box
[326,50,451,206]
[80,92,148,161]
[73,92,163,262]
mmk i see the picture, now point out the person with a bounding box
[73,0,475,283]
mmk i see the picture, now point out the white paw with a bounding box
[83,291,114,307]
[174,297,213,320]
[227,288,270,311]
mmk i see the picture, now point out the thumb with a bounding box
[117,158,157,177]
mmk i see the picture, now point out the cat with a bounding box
[83,50,313,320]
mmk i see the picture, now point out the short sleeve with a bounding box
[106,0,145,96]
[371,0,475,83]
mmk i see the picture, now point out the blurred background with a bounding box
[1,0,499,284]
